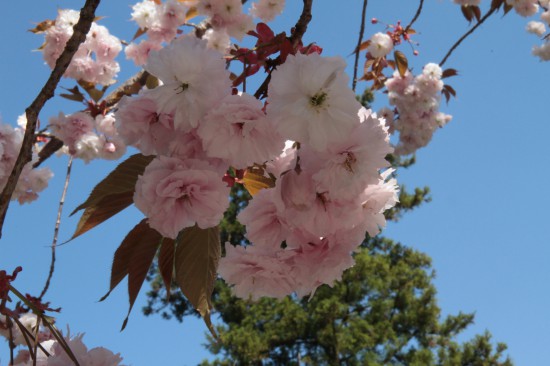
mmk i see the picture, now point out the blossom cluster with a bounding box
[384,63,452,155]
[114,34,398,298]
[42,9,121,85]
[126,0,286,65]
[0,313,124,366]
[220,53,397,298]
[0,121,52,204]
[49,111,126,163]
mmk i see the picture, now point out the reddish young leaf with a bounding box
[442,68,459,79]
[461,5,474,22]
[158,238,176,300]
[185,6,198,21]
[28,19,55,34]
[99,220,163,331]
[174,225,220,338]
[69,154,154,241]
[70,191,134,240]
[241,168,275,196]
[131,27,148,42]
[71,154,153,215]
[472,6,482,22]
[394,50,408,77]
[444,84,457,97]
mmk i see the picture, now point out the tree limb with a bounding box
[0,0,101,239]
[352,0,368,92]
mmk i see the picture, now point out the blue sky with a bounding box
[1,1,549,365]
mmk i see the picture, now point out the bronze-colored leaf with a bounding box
[491,0,504,10]
[71,154,153,215]
[131,27,148,42]
[441,68,459,79]
[77,80,105,102]
[242,169,275,196]
[59,85,85,103]
[504,3,513,14]
[71,191,134,240]
[174,225,220,337]
[185,6,198,21]
[158,238,176,300]
[393,50,408,77]
[99,220,162,331]
[28,19,55,34]
[444,84,457,97]
[461,5,473,22]
[145,74,159,89]
[357,39,371,53]
[472,6,481,22]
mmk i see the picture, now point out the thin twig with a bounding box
[405,0,424,32]
[439,7,496,66]
[254,0,314,99]
[39,156,73,300]
[352,0,368,92]
[0,0,101,239]
[104,70,150,109]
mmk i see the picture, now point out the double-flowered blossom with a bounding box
[250,0,286,22]
[367,32,394,58]
[197,93,285,169]
[49,112,126,163]
[134,156,230,239]
[0,122,53,204]
[43,9,121,85]
[267,53,363,151]
[144,36,232,131]
[114,35,399,299]
[385,63,452,155]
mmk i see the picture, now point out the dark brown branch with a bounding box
[439,7,496,66]
[352,0,368,92]
[39,157,73,300]
[405,0,424,32]
[104,70,150,109]
[0,0,101,239]
[254,0,314,99]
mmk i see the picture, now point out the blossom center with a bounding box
[174,82,189,94]
[309,91,328,108]
[343,151,357,173]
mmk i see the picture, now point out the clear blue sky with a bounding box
[1,1,549,365]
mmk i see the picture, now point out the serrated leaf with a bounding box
[472,6,481,22]
[71,191,134,240]
[357,40,371,53]
[99,220,162,331]
[158,238,176,300]
[59,85,85,103]
[131,27,148,42]
[185,6,198,21]
[71,154,153,215]
[28,19,55,34]
[174,225,220,337]
[461,5,473,22]
[441,68,458,79]
[491,0,503,10]
[242,169,275,196]
[393,50,408,77]
[69,154,154,241]
[444,84,457,97]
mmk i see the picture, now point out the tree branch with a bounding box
[439,7,496,67]
[405,0,424,32]
[104,70,150,109]
[39,157,73,300]
[0,0,101,239]
[352,0,368,92]
[254,0,314,99]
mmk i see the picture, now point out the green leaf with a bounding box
[394,50,408,78]
[158,238,176,300]
[99,219,163,331]
[69,154,154,240]
[174,225,220,338]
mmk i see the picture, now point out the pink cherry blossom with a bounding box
[197,93,284,169]
[267,53,362,151]
[145,36,231,131]
[134,156,230,239]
